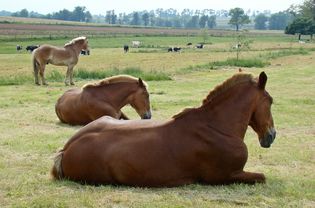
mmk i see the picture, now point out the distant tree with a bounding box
[228,8,250,31]
[186,15,199,28]
[207,15,216,28]
[12,9,29,17]
[254,14,268,30]
[19,9,29,17]
[105,10,112,24]
[72,6,86,22]
[142,13,149,26]
[299,0,315,21]
[199,15,208,28]
[85,11,92,22]
[52,9,72,21]
[131,12,140,25]
[269,12,292,30]
[285,17,315,40]
[200,28,209,43]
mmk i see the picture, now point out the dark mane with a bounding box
[82,75,148,89]
[173,73,255,119]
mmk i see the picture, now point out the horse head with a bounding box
[129,78,152,119]
[249,72,276,148]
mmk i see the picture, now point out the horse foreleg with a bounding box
[65,66,75,86]
[39,65,48,85]
[65,67,71,86]
[229,171,266,184]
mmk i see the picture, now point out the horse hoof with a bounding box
[70,82,75,85]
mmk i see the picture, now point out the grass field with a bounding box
[0,23,314,207]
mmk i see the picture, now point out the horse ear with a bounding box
[138,78,144,87]
[258,71,267,90]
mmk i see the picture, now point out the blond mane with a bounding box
[82,75,148,89]
[64,36,87,47]
[173,73,255,119]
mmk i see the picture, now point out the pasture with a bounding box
[0,23,314,207]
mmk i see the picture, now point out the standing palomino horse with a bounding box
[51,72,276,187]
[55,75,152,125]
[32,36,89,86]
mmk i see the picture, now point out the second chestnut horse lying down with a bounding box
[52,72,276,187]
[55,75,152,125]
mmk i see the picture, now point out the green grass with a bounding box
[0,31,315,207]
[0,68,171,86]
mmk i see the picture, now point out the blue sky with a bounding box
[1,0,304,14]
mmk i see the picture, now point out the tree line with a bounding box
[10,6,292,30]
[7,0,315,37]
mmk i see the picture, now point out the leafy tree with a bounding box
[72,6,86,22]
[19,9,29,17]
[12,9,29,17]
[131,12,140,25]
[199,15,208,28]
[232,32,252,60]
[299,0,315,21]
[228,8,250,31]
[207,15,216,28]
[254,14,268,30]
[186,15,199,28]
[84,11,92,22]
[285,17,315,40]
[142,13,149,26]
[269,12,292,30]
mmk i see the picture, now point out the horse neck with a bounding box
[97,82,139,110]
[198,83,258,139]
[65,44,82,56]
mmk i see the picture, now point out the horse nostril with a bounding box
[143,111,151,119]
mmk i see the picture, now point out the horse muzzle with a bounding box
[142,111,152,119]
[259,127,276,148]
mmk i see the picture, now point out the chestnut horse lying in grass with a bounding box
[32,36,89,86]
[55,75,152,125]
[52,72,276,187]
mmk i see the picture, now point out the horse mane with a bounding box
[82,75,148,89]
[172,73,255,119]
[64,36,87,47]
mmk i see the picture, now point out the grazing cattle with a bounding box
[32,36,89,86]
[123,45,129,53]
[26,45,40,52]
[187,42,192,46]
[168,47,181,52]
[51,72,276,187]
[16,45,23,51]
[232,43,242,49]
[173,47,181,52]
[132,41,141,48]
[196,44,204,49]
[80,50,90,55]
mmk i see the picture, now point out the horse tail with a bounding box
[32,53,38,74]
[51,151,64,180]
[32,52,40,84]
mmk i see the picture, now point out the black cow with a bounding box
[187,42,192,46]
[173,47,181,52]
[167,47,173,52]
[26,45,40,52]
[16,45,23,51]
[123,45,129,53]
[196,44,204,49]
[81,50,90,55]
